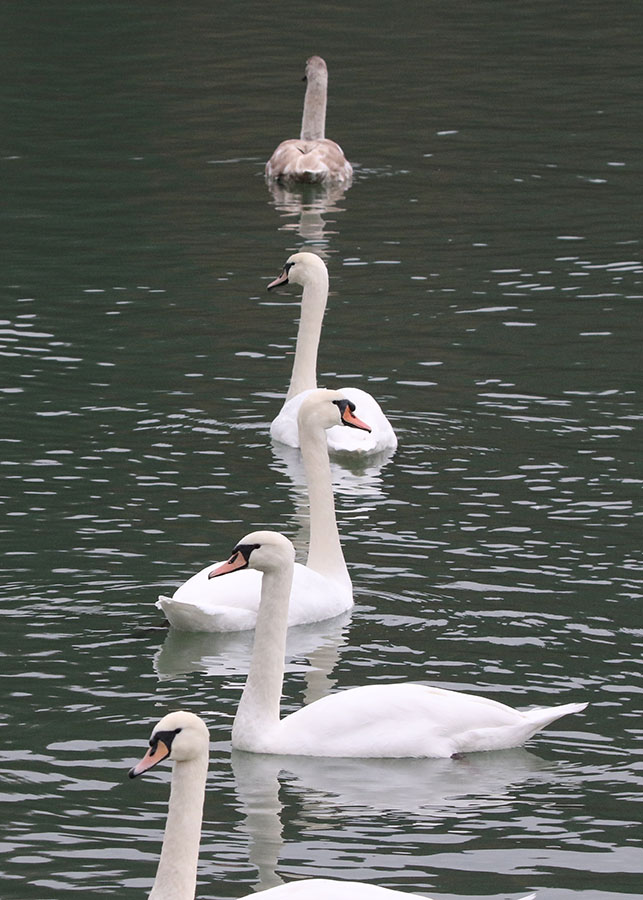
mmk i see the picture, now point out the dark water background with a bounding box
[1,2,642,898]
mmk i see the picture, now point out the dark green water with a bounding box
[1,2,642,899]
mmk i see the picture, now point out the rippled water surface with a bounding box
[2,2,642,899]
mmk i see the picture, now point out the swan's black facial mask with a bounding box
[208,543,261,579]
[267,261,294,291]
[129,727,182,779]
[332,398,372,433]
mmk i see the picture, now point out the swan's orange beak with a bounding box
[267,267,289,290]
[129,738,171,779]
[208,550,248,579]
[340,404,371,432]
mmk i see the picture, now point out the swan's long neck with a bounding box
[286,269,328,401]
[233,559,294,750]
[149,753,208,900]
[300,417,350,587]
[300,70,327,141]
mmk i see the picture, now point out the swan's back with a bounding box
[271,387,397,454]
[244,886,536,900]
[241,878,433,899]
[266,138,353,184]
[157,560,352,632]
[260,682,587,758]
[266,56,352,184]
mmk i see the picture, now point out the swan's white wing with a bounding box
[270,390,314,448]
[265,683,585,758]
[242,880,535,900]
[157,562,352,633]
[328,387,397,453]
[241,879,431,899]
[271,388,397,454]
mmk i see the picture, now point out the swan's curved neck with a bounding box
[233,559,294,750]
[300,70,327,141]
[300,418,349,587]
[149,754,208,900]
[286,269,329,401]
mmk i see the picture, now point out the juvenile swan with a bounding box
[268,252,397,454]
[130,711,536,900]
[156,390,370,631]
[266,56,353,184]
[211,531,588,758]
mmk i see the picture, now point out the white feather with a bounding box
[157,390,362,632]
[224,530,587,758]
[133,711,536,900]
[268,252,397,455]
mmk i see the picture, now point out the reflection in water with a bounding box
[154,611,350,705]
[3,2,642,897]
[266,180,352,256]
[268,441,393,573]
[231,747,552,891]
[270,440,393,499]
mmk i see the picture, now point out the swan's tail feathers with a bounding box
[156,595,256,633]
[523,700,588,736]
[456,700,587,754]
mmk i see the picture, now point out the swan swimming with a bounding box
[266,56,353,185]
[268,252,397,455]
[211,530,588,757]
[156,390,369,632]
[130,710,536,900]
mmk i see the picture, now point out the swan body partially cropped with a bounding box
[130,710,209,900]
[254,885,533,900]
[156,390,370,632]
[266,56,353,185]
[211,531,588,758]
[268,252,397,454]
[130,710,535,900]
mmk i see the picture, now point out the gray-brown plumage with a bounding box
[266,57,353,185]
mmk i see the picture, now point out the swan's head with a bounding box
[304,55,328,85]
[129,710,209,778]
[208,530,295,579]
[298,388,372,434]
[267,251,328,291]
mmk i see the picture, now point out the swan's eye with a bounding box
[284,261,295,273]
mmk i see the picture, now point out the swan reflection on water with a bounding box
[230,747,552,891]
[266,179,352,256]
[154,608,351,705]
[270,439,394,500]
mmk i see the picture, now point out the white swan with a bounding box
[211,531,588,758]
[268,252,397,455]
[130,710,536,900]
[130,710,209,900]
[266,56,353,185]
[156,390,370,632]
[254,882,535,900]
